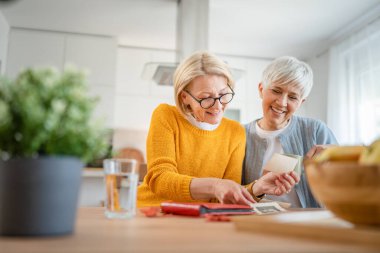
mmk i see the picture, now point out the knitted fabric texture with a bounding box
[137,104,246,207]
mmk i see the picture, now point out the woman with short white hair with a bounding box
[243,56,338,208]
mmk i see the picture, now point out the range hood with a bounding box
[142,62,179,86]
[142,0,244,86]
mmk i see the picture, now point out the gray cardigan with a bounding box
[243,115,338,208]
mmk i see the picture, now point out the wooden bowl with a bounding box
[306,161,380,226]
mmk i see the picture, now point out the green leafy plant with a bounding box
[0,67,109,163]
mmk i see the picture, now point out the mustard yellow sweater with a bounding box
[137,104,246,207]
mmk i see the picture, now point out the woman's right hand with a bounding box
[213,179,255,205]
[252,171,300,196]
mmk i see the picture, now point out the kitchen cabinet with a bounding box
[116,47,152,96]
[80,169,105,207]
[7,29,65,77]
[0,12,9,75]
[114,46,175,130]
[6,28,117,127]
[65,35,116,86]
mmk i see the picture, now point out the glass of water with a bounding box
[103,158,139,219]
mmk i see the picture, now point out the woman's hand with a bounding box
[252,171,300,196]
[306,144,336,159]
[213,179,255,205]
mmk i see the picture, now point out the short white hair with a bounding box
[261,56,313,99]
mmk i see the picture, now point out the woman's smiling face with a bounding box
[258,82,305,130]
[181,74,232,125]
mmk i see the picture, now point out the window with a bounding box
[328,18,380,145]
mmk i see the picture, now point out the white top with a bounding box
[185,115,220,131]
[255,119,302,208]
[255,123,288,166]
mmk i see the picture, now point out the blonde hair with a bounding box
[262,56,313,99]
[173,51,234,116]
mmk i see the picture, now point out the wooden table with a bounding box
[1,207,379,253]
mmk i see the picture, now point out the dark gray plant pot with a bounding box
[0,156,83,236]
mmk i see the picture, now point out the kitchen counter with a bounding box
[83,164,147,181]
[1,207,379,253]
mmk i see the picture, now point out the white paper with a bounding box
[274,210,334,223]
[264,153,298,173]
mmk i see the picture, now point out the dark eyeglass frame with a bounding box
[184,84,235,109]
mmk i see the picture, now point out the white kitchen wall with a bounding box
[218,55,248,114]
[242,58,272,124]
[0,11,9,75]
[113,128,148,159]
[218,55,272,124]
[305,52,330,123]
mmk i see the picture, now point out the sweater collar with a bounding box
[185,114,220,131]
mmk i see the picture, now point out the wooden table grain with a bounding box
[1,207,379,253]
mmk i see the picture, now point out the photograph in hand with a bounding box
[249,202,286,215]
[264,153,300,174]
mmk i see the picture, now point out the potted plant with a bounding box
[0,67,109,236]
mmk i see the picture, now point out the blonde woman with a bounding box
[137,51,298,207]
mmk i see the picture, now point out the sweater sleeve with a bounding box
[315,120,339,145]
[222,125,246,184]
[144,105,194,201]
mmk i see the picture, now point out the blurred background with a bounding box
[0,0,379,153]
[1,0,379,207]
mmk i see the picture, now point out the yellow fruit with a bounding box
[359,139,380,165]
[314,146,366,163]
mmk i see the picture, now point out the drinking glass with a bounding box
[103,158,139,219]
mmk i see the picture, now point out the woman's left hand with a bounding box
[306,144,336,159]
[252,171,300,196]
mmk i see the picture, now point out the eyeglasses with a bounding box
[184,84,235,109]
